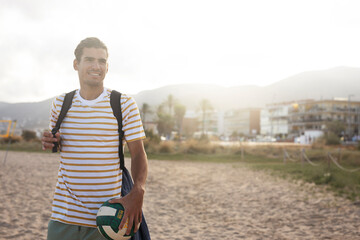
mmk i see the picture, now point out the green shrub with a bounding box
[145,129,160,143]
[0,135,22,144]
[325,132,340,145]
[183,140,216,154]
[22,130,38,141]
[158,141,174,153]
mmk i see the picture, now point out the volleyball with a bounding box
[96,199,135,240]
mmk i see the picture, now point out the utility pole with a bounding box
[358,106,360,138]
[348,94,354,140]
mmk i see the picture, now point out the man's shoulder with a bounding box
[52,92,67,104]
[106,88,136,104]
[53,89,80,104]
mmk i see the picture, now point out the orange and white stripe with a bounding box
[49,88,145,228]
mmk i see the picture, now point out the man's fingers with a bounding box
[43,131,52,137]
[139,212,142,223]
[108,198,122,204]
[55,132,61,142]
[42,142,54,150]
[119,211,129,230]
[125,215,134,235]
[132,213,141,234]
[41,137,55,148]
[108,197,141,235]
[42,137,57,143]
[41,131,59,151]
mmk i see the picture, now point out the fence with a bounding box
[282,148,360,173]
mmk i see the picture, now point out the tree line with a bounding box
[140,95,213,140]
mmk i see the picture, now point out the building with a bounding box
[289,99,360,137]
[260,100,311,137]
[261,98,360,140]
[197,110,222,136]
[224,108,260,137]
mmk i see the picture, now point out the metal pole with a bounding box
[3,137,12,165]
[3,120,16,165]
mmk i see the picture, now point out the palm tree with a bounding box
[199,99,213,135]
[174,104,186,140]
[140,103,151,130]
[165,94,175,116]
[156,104,174,139]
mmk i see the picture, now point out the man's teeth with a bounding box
[89,72,100,76]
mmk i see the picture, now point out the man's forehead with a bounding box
[82,47,108,59]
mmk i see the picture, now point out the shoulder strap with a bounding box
[51,90,76,153]
[110,90,125,170]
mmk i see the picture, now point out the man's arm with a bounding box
[110,139,148,235]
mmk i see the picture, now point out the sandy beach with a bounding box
[0,151,359,240]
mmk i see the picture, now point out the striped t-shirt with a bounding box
[49,88,145,228]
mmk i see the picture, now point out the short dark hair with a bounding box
[74,37,108,62]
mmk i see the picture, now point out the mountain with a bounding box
[133,84,263,110]
[0,98,52,130]
[1,66,360,130]
[265,66,360,102]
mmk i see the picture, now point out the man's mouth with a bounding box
[88,72,101,76]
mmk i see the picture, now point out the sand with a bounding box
[0,151,359,240]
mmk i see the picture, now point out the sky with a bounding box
[1,0,360,103]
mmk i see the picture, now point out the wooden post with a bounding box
[3,137,12,165]
[241,144,244,160]
[301,149,304,168]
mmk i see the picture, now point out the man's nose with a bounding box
[91,61,100,69]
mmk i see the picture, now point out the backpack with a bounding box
[51,89,151,240]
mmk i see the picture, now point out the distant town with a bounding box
[141,96,360,145]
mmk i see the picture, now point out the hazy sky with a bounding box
[1,0,360,103]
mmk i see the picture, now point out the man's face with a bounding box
[74,47,108,87]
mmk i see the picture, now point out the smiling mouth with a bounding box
[88,72,101,76]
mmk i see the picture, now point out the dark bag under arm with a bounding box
[109,90,151,240]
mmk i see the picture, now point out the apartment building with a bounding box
[224,108,260,137]
[289,99,360,136]
[260,100,313,137]
[260,98,360,139]
[198,111,223,135]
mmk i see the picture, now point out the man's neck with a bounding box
[79,86,104,100]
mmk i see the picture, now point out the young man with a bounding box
[42,37,148,240]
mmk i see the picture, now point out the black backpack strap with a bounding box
[110,90,125,170]
[51,90,76,153]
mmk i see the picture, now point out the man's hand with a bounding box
[109,139,148,235]
[41,131,60,151]
[109,185,144,235]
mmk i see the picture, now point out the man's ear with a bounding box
[73,59,78,70]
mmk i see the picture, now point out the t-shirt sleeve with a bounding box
[48,94,65,131]
[121,95,146,142]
